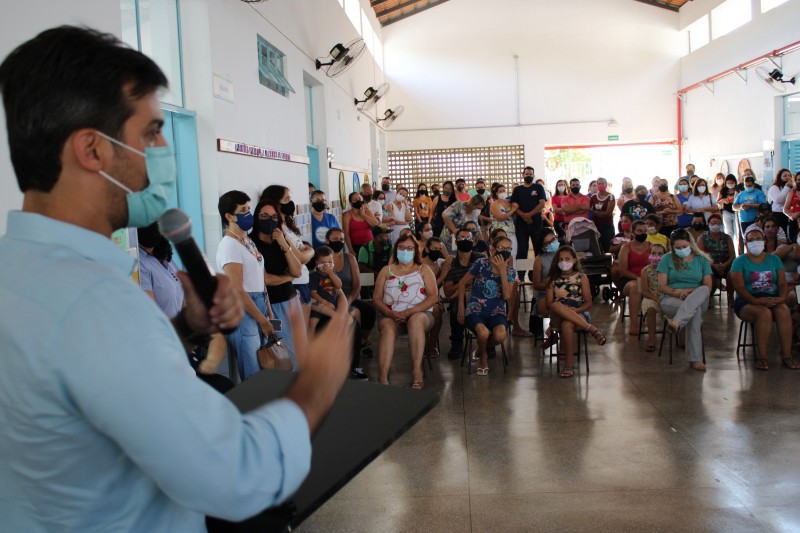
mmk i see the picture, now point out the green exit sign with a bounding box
[608,135,619,141]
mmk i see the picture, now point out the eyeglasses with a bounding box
[258,214,280,221]
[496,247,512,252]
[397,246,416,252]
[457,236,473,241]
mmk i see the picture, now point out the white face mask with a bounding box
[557,185,565,193]
[708,224,722,233]
[646,227,657,235]
[422,230,433,240]
[716,178,724,185]
[558,260,574,272]
[746,240,765,255]
[697,186,706,194]
[397,194,406,202]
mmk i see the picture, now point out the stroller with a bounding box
[565,218,612,300]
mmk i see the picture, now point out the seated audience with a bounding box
[421,236,452,357]
[490,227,530,337]
[697,212,735,304]
[443,227,483,358]
[657,229,712,372]
[531,229,560,333]
[640,243,666,352]
[687,211,707,242]
[545,246,606,378]
[357,224,393,272]
[373,234,439,389]
[729,227,799,370]
[441,194,485,254]
[343,191,379,257]
[645,213,669,250]
[457,236,516,375]
[618,220,651,335]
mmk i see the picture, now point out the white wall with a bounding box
[180,0,384,256]
[382,0,683,177]
[0,1,122,235]
[678,0,800,182]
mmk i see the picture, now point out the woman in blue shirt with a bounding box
[675,177,693,228]
[657,229,712,371]
[729,226,798,370]
[733,175,768,236]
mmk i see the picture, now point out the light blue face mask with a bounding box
[545,241,559,253]
[96,131,177,228]
[397,249,415,264]
[674,246,691,258]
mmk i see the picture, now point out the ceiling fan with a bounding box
[315,38,366,78]
[376,106,405,127]
[354,83,390,111]
[756,67,797,93]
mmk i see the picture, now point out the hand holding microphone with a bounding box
[159,208,243,335]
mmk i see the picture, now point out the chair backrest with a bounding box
[516,256,534,272]
[359,272,376,301]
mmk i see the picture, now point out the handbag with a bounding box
[257,334,292,370]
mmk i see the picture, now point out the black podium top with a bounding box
[207,370,439,532]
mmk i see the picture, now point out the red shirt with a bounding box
[561,194,590,223]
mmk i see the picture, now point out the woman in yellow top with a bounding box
[413,183,433,225]
[644,213,670,251]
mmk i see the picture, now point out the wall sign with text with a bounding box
[217,139,309,165]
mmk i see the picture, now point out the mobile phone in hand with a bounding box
[269,319,282,332]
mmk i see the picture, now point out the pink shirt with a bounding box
[561,194,590,223]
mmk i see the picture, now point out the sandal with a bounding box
[512,327,534,337]
[589,326,607,345]
[476,367,489,376]
[755,358,769,371]
[411,380,425,390]
[541,331,559,349]
[782,358,800,370]
[560,366,574,378]
[690,362,706,372]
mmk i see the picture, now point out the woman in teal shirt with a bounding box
[729,226,798,370]
[657,229,712,371]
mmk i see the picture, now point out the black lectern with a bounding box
[206,370,439,532]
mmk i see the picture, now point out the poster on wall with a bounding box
[720,160,729,177]
[112,227,140,285]
[737,159,751,179]
[763,151,774,177]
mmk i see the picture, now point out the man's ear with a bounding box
[68,129,109,172]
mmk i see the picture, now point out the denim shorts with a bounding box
[295,283,311,305]
[466,313,508,333]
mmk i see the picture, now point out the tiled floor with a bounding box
[296,297,800,532]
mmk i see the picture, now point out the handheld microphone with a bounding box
[159,208,234,334]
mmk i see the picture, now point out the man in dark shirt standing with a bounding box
[443,228,482,358]
[510,166,547,261]
[621,185,656,221]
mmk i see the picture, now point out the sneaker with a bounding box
[350,368,368,381]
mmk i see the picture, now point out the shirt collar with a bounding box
[5,211,136,276]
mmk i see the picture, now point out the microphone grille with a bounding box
[158,208,193,244]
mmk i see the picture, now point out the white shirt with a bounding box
[685,194,714,221]
[768,185,792,213]
[283,227,310,284]
[216,235,265,292]
[367,199,383,222]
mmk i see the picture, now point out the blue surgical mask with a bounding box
[679,184,688,193]
[674,246,691,258]
[96,131,176,228]
[545,241,559,253]
[745,186,754,193]
[397,250,414,264]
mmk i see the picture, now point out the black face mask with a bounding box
[658,185,668,192]
[362,194,373,202]
[427,250,443,262]
[456,240,474,253]
[312,201,326,212]
[523,176,534,184]
[351,200,364,210]
[624,187,634,194]
[457,185,465,191]
[570,186,581,195]
[381,184,390,191]
[496,250,512,261]
[432,189,440,196]
[636,194,647,202]
[280,201,295,216]
[692,223,705,231]
[328,241,345,253]
[477,188,485,194]
[417,190,427,197]
[259,219,280,235]
[634,233,648,243]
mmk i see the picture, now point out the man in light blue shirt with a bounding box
[0,26,353,531]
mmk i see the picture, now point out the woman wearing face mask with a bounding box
[421,236,452,357]
[657,229,712,371]
[616,177,636,212]
[698,213,735,305]
[618,220,651,336]
[639,243,666,351]
[590,177,616,252]
[533,230,560,343]
[343,192,379,258]
[413,183,432,225]
[489,182,518,258]
[416,222,435,255]
[216,191,274,380]
[545,246,606,378]
[687,212,707,242]
[675,177,694,228]
[686,179,718,223]
[768,168,793,235]
[385,187,413,243]
[650,178,682,237]
[441,194,485,254]
[262,185,315,325]
[550,179,570,234]
[252,199,303,371]
[325,228,374,377]
[373,234,439,389]
[456,236,516,375]
[730,226,799,370]
[782,169,800,243]
[309,190,341,249]
[718,175,739,246]
[710,173,726,204]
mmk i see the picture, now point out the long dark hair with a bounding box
[260,185,300,235]
[251,198,283,243]
[546,245,582,286]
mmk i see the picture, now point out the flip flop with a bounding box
[410,380,425,390]
[755,359,769,371]
[782,358,800,370]
[476,367,489,376]
[560,367,574,378]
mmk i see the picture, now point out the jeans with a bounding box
[270,295,303,370]
[226,291,268,381]
[721,210,737,242]
[659,285,709,362]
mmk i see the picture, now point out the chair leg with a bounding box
[583,331,590,374]
[637,313,644,339]
[501,342,508,374]
[658,318,668,359]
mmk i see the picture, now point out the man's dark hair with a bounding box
[456,178,466,184]
[0,26,168,192]
[524,166,535,173]
[218,190,250,227]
